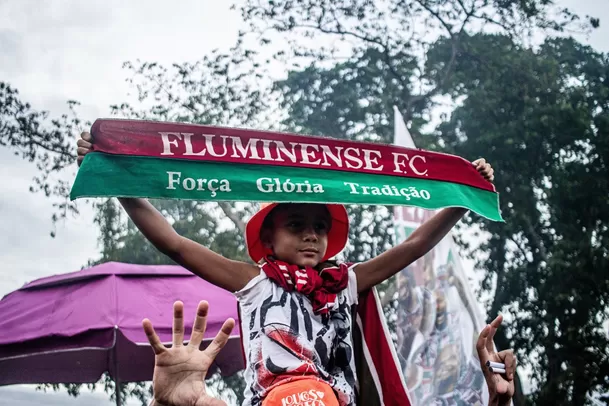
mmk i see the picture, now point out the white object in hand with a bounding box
[486,360,506,369]
[489,366,506,374]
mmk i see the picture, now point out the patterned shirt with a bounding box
[235,266,359,406]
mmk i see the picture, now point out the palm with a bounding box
[143,301,235,406]
[153,347,212,405]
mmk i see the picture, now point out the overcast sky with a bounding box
[0,0,240,298]
[1,0,608,404]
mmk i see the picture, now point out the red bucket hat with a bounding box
[245,203,349,263]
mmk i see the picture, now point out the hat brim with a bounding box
[245,203,349,263]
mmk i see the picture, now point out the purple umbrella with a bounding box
[0,262,244,405]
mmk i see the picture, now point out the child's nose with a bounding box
[302,226,319,241]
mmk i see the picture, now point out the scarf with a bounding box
[70,119,503,223]
[260,257,349,315]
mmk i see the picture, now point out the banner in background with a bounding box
[392,107,490,405]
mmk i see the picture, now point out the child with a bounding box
[76,130,495,406]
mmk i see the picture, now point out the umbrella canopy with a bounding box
[0,262,244,387]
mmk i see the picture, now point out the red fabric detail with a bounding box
[90,119,496,192]
[357,290,412,406]
[261,258,349,315]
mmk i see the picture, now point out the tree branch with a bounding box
[218,202,246,234]
[406,37,459,111]
[413,0,456,38]
[293,23,385,49]
[289,19,410,92]
[524,217,549,263]
[26,136,74,159]
[509,236,531,264]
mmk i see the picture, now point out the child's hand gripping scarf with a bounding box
[260,257,349,315]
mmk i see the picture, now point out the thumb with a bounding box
[81,131,93,142]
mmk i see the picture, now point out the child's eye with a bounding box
[287,221,303,229]
[315,223,329,233]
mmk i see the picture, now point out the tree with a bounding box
[430,34,609,404]
[0,82,85,236]
[237,0,597,123]
[253,33,609,404]
[0,41,269,233]
[236,2,605,404]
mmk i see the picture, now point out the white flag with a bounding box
[392,106,490,405]
[393,106,416,148]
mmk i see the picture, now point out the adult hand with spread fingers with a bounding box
[476,314,517,406]
[143,300,235,406]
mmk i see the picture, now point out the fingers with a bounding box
[490,314,503,329]
[472,158,486,167]
[76,138,92,150]
[472,158,494,182]
[204,318,235,360]
[476,324,491,366]
[482,167,494,182]
[172,301,185,348]
[142,318,166,355]
[80,131,93,143]
[486,319,498,354]
[498,349,517,380]
[188,300,209,349]
[76,132,93,167]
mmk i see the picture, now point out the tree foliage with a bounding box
[431,34,609,404]
[238,0,596,122]
[0,82,86,235]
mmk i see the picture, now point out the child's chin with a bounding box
[295,257,321,268]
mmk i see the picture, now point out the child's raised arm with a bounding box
[355,158,494,293]
[77,132,258,292]
[118,198,258,291]
[354,207,467,292]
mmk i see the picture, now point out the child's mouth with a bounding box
[299,248,319,255]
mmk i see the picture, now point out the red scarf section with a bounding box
[260,257,349,315]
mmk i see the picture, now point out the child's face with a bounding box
[264,204,331,268]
